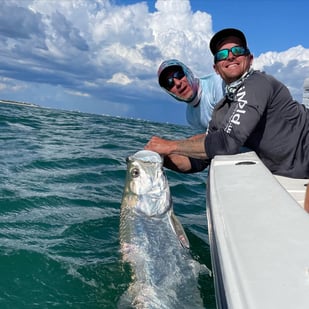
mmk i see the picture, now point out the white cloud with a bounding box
[65,90,91,97]
[0,0,308,120]
[254,45,309,101]
[150,0,213,73]
[107,73,132,85]
[254,46,309,69]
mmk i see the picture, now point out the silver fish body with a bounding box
[119,150,206,309]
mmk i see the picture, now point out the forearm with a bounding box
[145,135,208,159]
[173,135,208,159]
[188,133,206,141]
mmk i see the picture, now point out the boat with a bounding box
[206,151,309,309]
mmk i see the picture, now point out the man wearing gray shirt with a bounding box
[146,29,309,179]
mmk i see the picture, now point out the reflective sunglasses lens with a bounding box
[214,49,228,62]
[165,70,185,89]
[214,46,248,62]
[166,78,174,89]
[174,70,185,80]
[231,46,246,56]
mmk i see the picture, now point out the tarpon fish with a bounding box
[119,150,209,309]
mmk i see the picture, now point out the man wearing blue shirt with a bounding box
[158,59,225,131]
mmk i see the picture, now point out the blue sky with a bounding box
[0,0,308,125]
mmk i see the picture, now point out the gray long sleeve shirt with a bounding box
[201,70,309,178]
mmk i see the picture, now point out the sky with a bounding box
[0,0,308,125]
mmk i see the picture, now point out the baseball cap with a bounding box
[209,28,247,55]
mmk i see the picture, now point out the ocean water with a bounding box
[0,103,215,308]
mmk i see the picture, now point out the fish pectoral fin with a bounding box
[169,212,190,249]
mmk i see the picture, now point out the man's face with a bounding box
[163,69,194,101]
[213,36,253,84]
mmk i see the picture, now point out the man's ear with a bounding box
[249,54,254,65]
[213,64,219,74]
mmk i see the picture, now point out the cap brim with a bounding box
[210,28,247,55]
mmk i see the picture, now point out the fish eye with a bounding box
[131,167,140,178]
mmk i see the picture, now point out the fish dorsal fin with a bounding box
[169,211,190,249]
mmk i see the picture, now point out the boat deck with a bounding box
[207,151,309,309]
[275,175,308,209]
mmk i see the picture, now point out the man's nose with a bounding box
[173,78,182,87]
[227,50,235,60]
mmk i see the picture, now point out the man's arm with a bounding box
[163,154,192,173]
[144,135,208,159]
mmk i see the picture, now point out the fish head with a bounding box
[122,150,171,217]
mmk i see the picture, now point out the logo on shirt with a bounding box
[225,86,248,133]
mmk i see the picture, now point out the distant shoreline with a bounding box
[0,99,39,108]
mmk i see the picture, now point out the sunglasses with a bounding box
[214,46,250,63]
[163,70,185,90]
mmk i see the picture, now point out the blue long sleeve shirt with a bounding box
[186,74,225,131]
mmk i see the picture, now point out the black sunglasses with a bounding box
[163,70,185,90]
[214,46,250,63]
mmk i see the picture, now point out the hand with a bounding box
[145,134,207,159]
[144,136,175,156]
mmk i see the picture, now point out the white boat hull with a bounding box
[207,151,309,309]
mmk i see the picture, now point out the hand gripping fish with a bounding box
[119,150,209,309]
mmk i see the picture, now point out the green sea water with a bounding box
[0,103,215,308]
